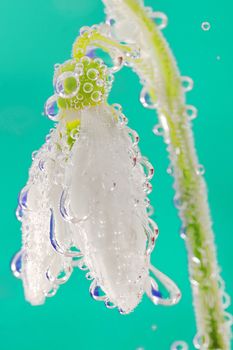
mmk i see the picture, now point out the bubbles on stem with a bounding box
[140,87,158,109]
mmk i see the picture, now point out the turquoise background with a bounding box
[0,0,232,349]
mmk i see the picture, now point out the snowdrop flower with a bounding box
[12,26,181,313]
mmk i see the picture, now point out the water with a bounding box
[0,1,232,350]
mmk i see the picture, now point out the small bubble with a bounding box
[151,324,157,331]
[31,150,38,160]
[181,76,194,92]
[80,26,91,36]
[44,95,60,121]
[55,71,80,99]
[167,165,174,176]
[87,68,99,81]
[107,73,114,84]
[81,56,91,65]
[153,124,163,136]
[193,333,209,349]
[171,341,188,350]
[140,87,158,109]
[151,11,168,30]
[83,82,94,93]
[216,55,221,61]
[201,22,211,31]
[77,93,84,101]
[75,63,84,76]
[196,164,205,176]
[91,91,102,102]
[180,227,187,240]
[96,79,104,87]
[54,63,60,70]
[185,105,198,120]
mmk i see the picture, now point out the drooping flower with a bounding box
[12,25,181,313]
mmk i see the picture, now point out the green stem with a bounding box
[101,0,231,348]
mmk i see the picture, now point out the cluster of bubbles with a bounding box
[44,55,113,122]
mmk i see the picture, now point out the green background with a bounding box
[0,0,232,349]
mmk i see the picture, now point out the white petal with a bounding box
[63,103,152,313]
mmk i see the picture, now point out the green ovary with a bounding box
[56,57,109,112]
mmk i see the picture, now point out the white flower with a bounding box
[12,34,180,312]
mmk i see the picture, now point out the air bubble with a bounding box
[83,82,94,93]
[112,103,122,113]
[151,12,168,30]
[196,164,205,176]
[80,26,91,36]
[77,93,84,101]
[86,272,94,280]
[171,341,188,350]
[54,63,60,70]
[55,267,72,285]
[140,157,154,181]
[128,128,139,147]
[222,292,231,309]
[151,324,157,331]
[81,56,91,65]
[96,79,104,87]
[167,165,174,176]
[38,159,45,171]
[109,55,124,73]
[105,300,116,309]
[140,87,157,109]
[180,227,187,240]
[18,186,29,209]
[74,47,84,57]
[55,71,80,99]
[201,22,211,31]
[185,105,198,120]
[181,76,194,92]
[16,205,23,221]
[89,280,107,301]
[94,58,104,66]
[87,68,99,81]
[11,250,23,279]
[91,91,102,103]
[31,150,38,160]
[75,63,84,76]
[193,333,209,349]
[44,95,60,121]
[107,74,114,84]
[45,287,58,298]
[153,124,163,136]
[70,128,79,141]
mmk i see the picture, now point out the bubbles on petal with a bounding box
[44,95,60,121]
[11,250,23,279]
[151,12,168,30]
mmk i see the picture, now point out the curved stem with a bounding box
[100,0,231,348]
